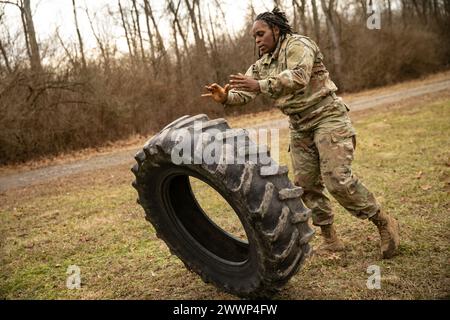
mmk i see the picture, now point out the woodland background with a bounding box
[0,0,449,163]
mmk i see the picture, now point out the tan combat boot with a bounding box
[317,224,345,252]
[370,211,400,259]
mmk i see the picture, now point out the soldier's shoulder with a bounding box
[287,34,318,51]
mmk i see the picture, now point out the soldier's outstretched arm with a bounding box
[202,64,260,106]
[201,83,231,104]
[222,65,260,106]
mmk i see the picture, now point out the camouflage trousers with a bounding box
[289,97,380,226]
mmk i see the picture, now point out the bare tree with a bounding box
[0,9,12,73]
[1,0,41,71]
[142,0,156,69]
[320,0,343,88]
[206,2,218,53]
[131,0,145,62]
[143,0,168,70]
[168,0,189,55]
[196,1,206,46]
[0,0,34,63]
[128,1,139,60]
[293,0,309,35]
[184,0,206,53]
[72,0,86,70]
[385,0,392,26]
[213,0,235,46]
[412,0,429,25]
[292,0,299,31]
[118,0,134,59]
[0,39,11,73]
[171,11,181,75]
[23,0,41,72]
[85,7,110,72]
[19,2,31,60]
[358,0,367,16]
[310,0,321,43]
[400,0,415,27]
[55,27,76,68]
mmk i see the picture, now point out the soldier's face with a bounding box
[252,20,280,55]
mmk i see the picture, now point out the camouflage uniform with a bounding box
[225,34,380,226]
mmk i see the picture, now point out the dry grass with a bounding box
[1,97,449,300]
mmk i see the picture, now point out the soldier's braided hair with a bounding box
[255,7,293,39]
[254,7,293,57]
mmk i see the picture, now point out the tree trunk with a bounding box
[196,1,206,47]
[359,0,367,17]
[443,0,450,18]
[320,0,343,89]
[118,0,134,60]
[72,0,87,70]
[168,0,189,55]
[171,15,182,81]
[144,0,168,70]
[0,39,12,73]
[142,0,156,70]
[300,0,309,35]
[292,0,299,32]
[23,0,42,72]
[129,2,139,61]
[207,3,218,53]
[20,7,31,61]
[184,0,206,53]
[132,0,146,63]
[412,0,427,24]
[386,0,392,26]
[144,0,164,53]
[310,0,321,44]
[401,0,408,27]
[293,0,308,35]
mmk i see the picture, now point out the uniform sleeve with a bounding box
[223,65,259,106]
[258,40,315,98]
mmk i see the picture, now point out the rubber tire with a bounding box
[132,114,315,299]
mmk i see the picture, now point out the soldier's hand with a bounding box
[229,73,260,92]
[201,83,230,104]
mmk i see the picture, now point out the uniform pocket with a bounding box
[330,126,356,143]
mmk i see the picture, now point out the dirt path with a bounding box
[1,77,449,192]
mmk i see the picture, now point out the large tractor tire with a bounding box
[131,114,315,299]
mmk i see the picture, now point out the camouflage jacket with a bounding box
[225,34,338,115]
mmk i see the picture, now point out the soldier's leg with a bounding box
[315,125,380,219]
[313,99,399,258]
[315,125,399,258]
[289,130,334,226]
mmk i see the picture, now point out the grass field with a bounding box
[1,97,449,299]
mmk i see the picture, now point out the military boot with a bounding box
[370,210,400,259]
[317,224,345,252]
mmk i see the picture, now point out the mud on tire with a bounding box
[131,114,315,299]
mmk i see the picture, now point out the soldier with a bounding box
[202,8,399,259]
